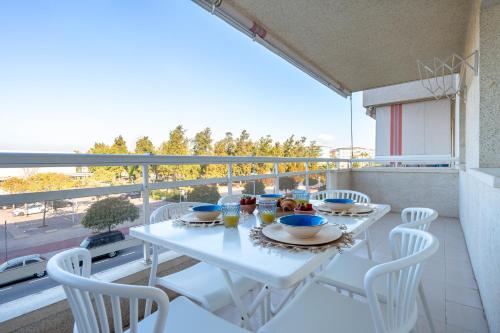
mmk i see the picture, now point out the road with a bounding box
[0,244,144,305]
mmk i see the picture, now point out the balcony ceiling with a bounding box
[206,0,472,95]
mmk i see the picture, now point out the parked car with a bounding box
[12,203,46,216]
[120,192,141,200]
[0,254,46,285]
[80,230,125,258]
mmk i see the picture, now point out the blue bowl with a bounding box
[278,214,327,227]
[324,198,354,204]
[278,214,327,238]
[260,194,284,199]
[192,204,222,212]
[190,204,222,220]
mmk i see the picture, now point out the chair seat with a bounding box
[316,252,385,296]
[258,282,378,333]
[127,296,249,333]
[157,262,259,312]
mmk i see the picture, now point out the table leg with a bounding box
[220,268,255,331]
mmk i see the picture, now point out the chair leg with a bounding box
[418,283,436,333]
[364,229,373,260]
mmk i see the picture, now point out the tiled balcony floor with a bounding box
[215,213,489,332]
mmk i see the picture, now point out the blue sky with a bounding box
[0,0,374,155]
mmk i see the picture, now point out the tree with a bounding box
[111,135,128,154]
[158,126,198,181]
[242,181,266,195]
[81,197,139,232]
[206,132,236,178]
[186,185,220,204]
[254,135,275,175]
[234,130,254,176]
[88,142,122,183]
[279,176,298,193]
[192,128,213,177]
[135,136,159,181]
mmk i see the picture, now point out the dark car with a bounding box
[80,230,125,258]
[121,192,141,199]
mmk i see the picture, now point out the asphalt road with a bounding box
[0,244,144,305]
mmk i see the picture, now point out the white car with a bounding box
[0,254,47,286]
[12,203,46,216]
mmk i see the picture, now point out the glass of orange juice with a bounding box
[222,203,240,228]
[259,200,277,225]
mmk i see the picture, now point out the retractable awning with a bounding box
[193,0,471,97]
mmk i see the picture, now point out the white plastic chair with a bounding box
[316,207,439,332]
[259,228,439,333]
[311,189,373,259]
[310,189,370,203]
[218,194,243,205]
[148,202,258,312]
[47,248,249,333]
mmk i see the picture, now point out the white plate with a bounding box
[261,223,342,246]
[179,212,222,224]
[315,204,374,215]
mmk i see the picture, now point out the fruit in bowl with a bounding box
[240,196,257,214]
[294,203,315,215]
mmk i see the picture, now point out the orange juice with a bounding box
[223,215,239,228]
[260,212,276,224]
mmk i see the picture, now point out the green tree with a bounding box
[279,176,298,193]
[254,135,275,174]
[0,177,28,194]
[81,197,139,232]
[88,142,122,183]
[158,126,198,181]
[234,130,254,176]
[206,132,235,178]
[192,128,213,177]
[186,185,220,204]
[242,181,266,195]
[111,135,128,154]
[135,136,159,181]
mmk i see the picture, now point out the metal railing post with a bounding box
[227,163,233,195]
[326,162,331,191]
[274,163,279,194]
[305,162,310,192]
[141,164,151,264]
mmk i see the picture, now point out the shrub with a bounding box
[242,181,266,195]
[186,185,220,204]
[308,177,319,186]
[81,197,139,232]
[279,176,298,193]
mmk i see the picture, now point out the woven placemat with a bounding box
[249,224,354,253]
[317,205,378,218]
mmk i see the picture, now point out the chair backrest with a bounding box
[364,228,439,333]
[47,248,169,333]
[310,190,371,203]
[150,202,207,223]
[217,194,242,205]
[400,207,438,231]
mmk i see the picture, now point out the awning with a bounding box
[193,0,471,97]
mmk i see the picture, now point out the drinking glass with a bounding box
[292,190,310,205]
[222,203,240,228]
[259,200,277,225]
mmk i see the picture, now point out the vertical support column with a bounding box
[227,163,233,195]
[274,163,279,194]
[326,162,331,191]
[305,162,310,192]
[141,164,151,264]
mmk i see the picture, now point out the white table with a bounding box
[130,203,390,329]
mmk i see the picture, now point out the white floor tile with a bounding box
[446,302,489,332]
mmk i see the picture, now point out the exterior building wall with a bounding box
[374,99,452,156]
[459,1,500,331]
[350,168,458,217]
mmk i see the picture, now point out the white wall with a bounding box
[350,168,458,217]
[374,99,451,156]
